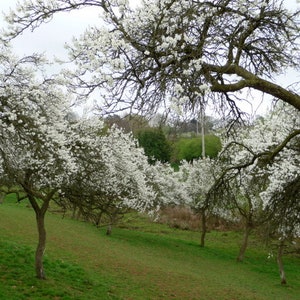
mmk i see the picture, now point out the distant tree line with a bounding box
[104,113,222,165]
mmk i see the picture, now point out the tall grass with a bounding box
[0,199,299,299]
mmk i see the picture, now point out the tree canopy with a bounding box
[137,128,171,164]
[4,0,300,118]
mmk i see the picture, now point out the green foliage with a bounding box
[137,128,171,164]
[172,135,221,162]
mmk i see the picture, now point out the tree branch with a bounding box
[205,63,300,111]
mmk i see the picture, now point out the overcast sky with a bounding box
[0,0,102,61]
[0,0,299,116]
[1,1,298,61]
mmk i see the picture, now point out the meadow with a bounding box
[0,197,299,300]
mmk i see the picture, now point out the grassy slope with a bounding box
[173,135,221,161]
[0,199,299,300]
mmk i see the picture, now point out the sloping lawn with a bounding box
[0,199,299,299]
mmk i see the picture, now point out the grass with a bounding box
[0,197,299,299]
[173,135,221,161]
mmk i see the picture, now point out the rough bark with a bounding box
[71,203,77,219]
[205,63,300,112]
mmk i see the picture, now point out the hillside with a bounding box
[0,199,299,299]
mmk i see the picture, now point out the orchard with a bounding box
[0,0,299,286]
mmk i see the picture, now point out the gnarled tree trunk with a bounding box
[27,191,54,279]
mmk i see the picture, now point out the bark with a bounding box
[95,212,103,227]
[76,207,82,220]
[206,63,300,111]
[277,240,287,285]
[27,192,52,280]
[35,210,47,279]
[200,209,207,247]
[106,213,116,235]
[237,222,251,262]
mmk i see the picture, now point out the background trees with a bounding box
[172,135,221,162]
[137,128,171,164]
[60,119,157,234]
[176,158,221,247]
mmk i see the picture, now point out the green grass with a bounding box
[0,198,299,299]
[173,135,221,162]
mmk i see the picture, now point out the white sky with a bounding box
[0,0,299,116]
[0,1,102,60]
[0,0,297,59]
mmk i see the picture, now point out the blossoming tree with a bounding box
[4,0,300,117]
[216,104,300,283]
[147,158,221,247]
[59,118,157,235]
[0,46,77,279]
[0,46,157,278]
[215,150,269,262]
[176,159,221,247]
[2,0,300,284]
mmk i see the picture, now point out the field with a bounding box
[173,135,222,162]
[0,198,299,300]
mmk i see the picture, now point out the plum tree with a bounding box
[0,47,77,279]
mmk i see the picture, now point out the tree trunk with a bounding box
[95,212,103,227]
[277,240,287,285]
[237,222,251,262]
[200,209,207,247]
[35,211,47,279]
[106,224,112,235]
[27,193,52,280]
[106,213,115,235]
[76,207,82,220]
[71,203,77,219]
